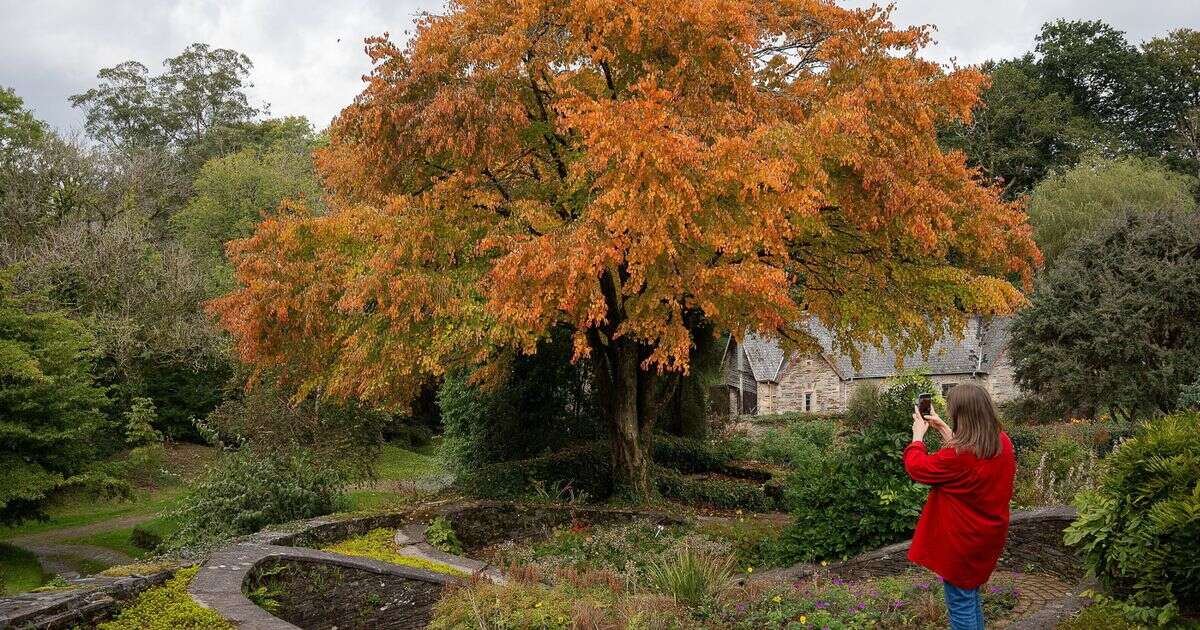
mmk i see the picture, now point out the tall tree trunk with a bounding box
[609,339,653,499]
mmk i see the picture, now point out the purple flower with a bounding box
[815,601,829,610]
[915,582,930,591]
[857,602,867,611]
[832,578,845,586]
[1013,589,1022,599]
[936,575,945,583]
[736,603,747,613]
[988,586,1000,594]
[869,590,879,598]
[892,599,906,608]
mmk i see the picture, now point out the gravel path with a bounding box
[6,514,155,578]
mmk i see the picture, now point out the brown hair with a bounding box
[946,383,1002,459]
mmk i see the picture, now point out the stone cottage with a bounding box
[721,316,1019,416]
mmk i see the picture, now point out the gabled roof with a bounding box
[739,316,1013,382]
[741,332,786,382]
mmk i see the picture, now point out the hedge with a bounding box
[458,436,779,511]
[655,468,780,512]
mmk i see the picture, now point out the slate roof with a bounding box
[740,316,1013,382]
[741,332,787,382]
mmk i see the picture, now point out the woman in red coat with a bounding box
[904,383,1016,630]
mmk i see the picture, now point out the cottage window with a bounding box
[941,383,958,397]
[803,392,814,412]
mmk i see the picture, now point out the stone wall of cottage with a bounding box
[987,354,1020,403]
[775,355,845,413]
[768,362,1005,415]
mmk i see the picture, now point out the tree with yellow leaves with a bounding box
[211,0,1040,499]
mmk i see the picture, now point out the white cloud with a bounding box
[1,0,1197,133]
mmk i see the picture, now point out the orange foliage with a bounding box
[210,0,1040,408]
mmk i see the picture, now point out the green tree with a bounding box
[1010,210,1200,421]
[941,57,1099,196]
[1026,155,1197,264]
[1143,29,1200,179]
[70,43,262,150]
[0,271,108,524]
[1035,20,1150,148]
[0,86,45,160]
[171,121,323,294]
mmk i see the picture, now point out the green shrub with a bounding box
[846,381,882,429]
[778,372,938,562]
[426,516,463,555]
[387,423,434,449]
[438,331,601,475]
[653,434,742,473]
[750,418,839,475]
[98,565,232,629]
[998,394,1066,424]
[0,273,110,525]
[655,469,778,512]
[202,377,389,480]
[1064,413,1200,623]
[1008,425,1041,460]
[643,546,736,606]
[459,435,742,502]
[166,447,346,550]
[123,397,162,446]
[1176,378,1200,412]
[456,441,612,500]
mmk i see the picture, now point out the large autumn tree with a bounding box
[212,0,1039,498]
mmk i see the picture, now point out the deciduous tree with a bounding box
[1026,155,1196,264]
[212,0,1039,498]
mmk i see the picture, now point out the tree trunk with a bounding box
[608,339,654,499]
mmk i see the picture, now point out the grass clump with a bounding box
[643,546,735,606]
[98,565,232,630]
[0,542,47,594]
[322,528,467,576]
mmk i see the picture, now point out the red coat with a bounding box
[903,432,1015,589]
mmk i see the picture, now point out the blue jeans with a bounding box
[943,580,984,630]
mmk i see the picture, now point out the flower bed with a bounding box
[455,518,1023,628]
[430,565,1021,629]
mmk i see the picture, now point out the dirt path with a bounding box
[6,514,156,578]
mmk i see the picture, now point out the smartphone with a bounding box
[915,393,933,416]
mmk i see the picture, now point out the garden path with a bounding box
[7,514,153,578]
[992,570,1076,629]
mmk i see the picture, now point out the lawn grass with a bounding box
[343,439,448,512]
[64,527,148,559]
[0,489,183,540]
[0,542,47,595]
[372,442,445,480]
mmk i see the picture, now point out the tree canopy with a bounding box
[0,272,108,524]
[1026,155,1197,264]
[70,43,262,150]
[213,0,1039,497]
[1010,209,1200,421]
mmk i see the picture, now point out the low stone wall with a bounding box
[189,544,454,630]
[825,506,1082,582]
[0,571,174,630]
[250,558,444,630]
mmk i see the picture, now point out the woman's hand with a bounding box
[924,410,954,441]
[911,406,929,442]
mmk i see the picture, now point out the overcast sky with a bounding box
[2,0,1197,134]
